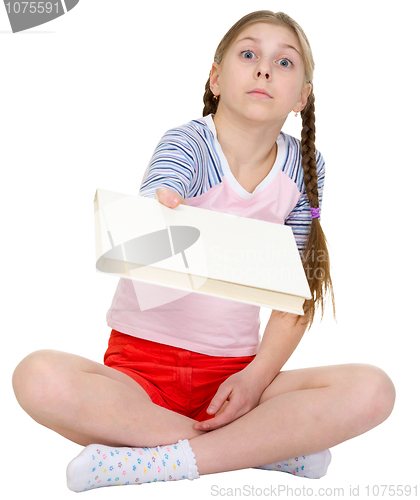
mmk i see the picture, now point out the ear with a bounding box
[293,83,312,113]
[209,62,221,96]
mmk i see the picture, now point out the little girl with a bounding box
[12,10,395,492]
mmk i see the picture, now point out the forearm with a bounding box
[246,310,309,390]
[193,311,309,431]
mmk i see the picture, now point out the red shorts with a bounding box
[104,329,256,422]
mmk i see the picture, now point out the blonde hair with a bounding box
[203,10,335,329]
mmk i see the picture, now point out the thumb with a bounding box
[155,188,186,208]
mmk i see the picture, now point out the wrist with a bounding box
[243,358,279,392]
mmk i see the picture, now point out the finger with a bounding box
[196,394,243,431]
[155,188,186,208]
[193,401,228,431]
[155,188,176,207]
[206,384,233,415]
[198,400,243,431]
[214,401,229,416]
[193,387,232,432]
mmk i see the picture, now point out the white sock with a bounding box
[66,439,199,492]
[255,449,332,479]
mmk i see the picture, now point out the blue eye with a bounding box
[241,50,256,59]
[277,58,292,68]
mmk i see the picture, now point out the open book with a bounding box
[94,188,311,315]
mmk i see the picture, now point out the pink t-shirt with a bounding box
[105,114,325,357]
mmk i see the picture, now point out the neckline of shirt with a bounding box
[201,114,287,200]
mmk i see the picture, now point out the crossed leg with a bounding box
[12,349,206,448]
[12,350,395,477]
[190,363,395,474]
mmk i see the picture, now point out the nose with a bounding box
[255,59,271,80]
[256,71,270,80]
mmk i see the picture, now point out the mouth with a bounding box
[247,88,273,98]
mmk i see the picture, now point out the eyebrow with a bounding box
[235,36,301,55]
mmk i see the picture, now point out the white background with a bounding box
[1,1,419,499]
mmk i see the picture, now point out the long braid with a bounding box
[300,89,336,327]
[301,91,319,210]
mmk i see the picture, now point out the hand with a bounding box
[155,188,186,208]
[193,365,266,432]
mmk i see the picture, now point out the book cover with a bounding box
[94,188,311,314]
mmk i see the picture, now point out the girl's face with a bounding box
[210,22,311,126]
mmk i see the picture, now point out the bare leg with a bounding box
[13,352,395,478]
[12,349,205,447]
[189,363,396,475]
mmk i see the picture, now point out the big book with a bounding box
[94,188,312,315]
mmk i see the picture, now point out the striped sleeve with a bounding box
[284,151,326,256]
[138,127,196,199]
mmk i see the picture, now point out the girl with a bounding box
[12,10,395,492]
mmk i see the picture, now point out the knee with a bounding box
[12,349,68,414]
[349,364,396,430]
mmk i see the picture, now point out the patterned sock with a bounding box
[255,449,332,479]
[66,439,199,492]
